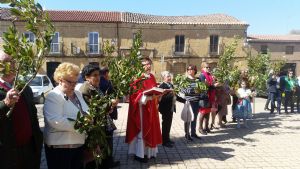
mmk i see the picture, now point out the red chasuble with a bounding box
[125,73,162,148]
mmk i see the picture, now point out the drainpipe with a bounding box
[117,22,120,56]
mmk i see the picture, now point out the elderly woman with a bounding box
[78,64,120,169]
[159,71,185,148]
[43,62,88,169]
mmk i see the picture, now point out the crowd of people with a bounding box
[1,47,293,168]
[264,69,300,114]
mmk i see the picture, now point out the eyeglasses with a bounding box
[62,79,77,85]
[187,68,194,71]
[142,63,151,66]
[205,67,211,69]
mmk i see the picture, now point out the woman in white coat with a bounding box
[43,62,89,169]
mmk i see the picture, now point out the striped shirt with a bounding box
[180,78,200,102]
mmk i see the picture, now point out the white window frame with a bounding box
[50,32,60,53]
[88,32,99,54]
[24,32,35,43]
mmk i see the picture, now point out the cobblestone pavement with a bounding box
[38,98,300,169]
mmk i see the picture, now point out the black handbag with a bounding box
[198,93,211,108]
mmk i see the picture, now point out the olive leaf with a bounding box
[73,30,144,165]
[0,0,55,117]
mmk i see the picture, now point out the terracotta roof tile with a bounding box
[47,10,121,22]
[0,8,247,25]
[122,12,248,25]
[248,35,300,42]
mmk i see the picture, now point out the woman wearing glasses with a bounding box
[199,62,218,135]
[43,62,89,169]
[180,64,202,141]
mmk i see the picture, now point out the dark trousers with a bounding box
[296,91,300,112]
[284,91,294,113]
[232,95,238,121]
[0,139,39,169]
[98,131,114,169]
[277,91,282,113]
[269,92,277,113]
[161,111,174,143]
[45,145,84,169]
[190,101,199,135]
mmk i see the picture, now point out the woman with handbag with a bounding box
[198,62,219,135]
[180,65,202,141]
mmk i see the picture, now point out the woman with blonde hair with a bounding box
[198,62,219,135]
[43,62,89,169]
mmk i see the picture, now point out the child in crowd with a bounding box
[233,80,255,128]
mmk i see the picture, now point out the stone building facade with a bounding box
[0,8,248,81]
[247,35,300,75]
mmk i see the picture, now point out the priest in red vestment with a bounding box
[125,57,162,163]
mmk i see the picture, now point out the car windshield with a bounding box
[29,77,42,86]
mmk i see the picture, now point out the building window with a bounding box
[209,35,219,54]
[24,32,35,43]
[260,45,268,54]
[88,32,99,54]
[50,32,60,53]
[286,46,294,55]
[175,35,185,53]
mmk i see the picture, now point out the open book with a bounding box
[143,87,173,95]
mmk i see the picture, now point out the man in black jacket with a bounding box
[159,71,185,148]
[0,50,43,169]
[267,73,279,114]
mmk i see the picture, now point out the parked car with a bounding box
[29,74,54,104]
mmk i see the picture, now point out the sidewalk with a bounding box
[38,98,300,169]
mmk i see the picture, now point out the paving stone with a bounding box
[37,98,300,168]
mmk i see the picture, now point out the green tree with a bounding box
[0,0,55,117]
[213,38,240,88]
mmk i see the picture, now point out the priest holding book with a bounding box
[125,57,162,163]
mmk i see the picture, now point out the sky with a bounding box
[1,0,299,35]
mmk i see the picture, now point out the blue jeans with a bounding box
[269,92,277,113]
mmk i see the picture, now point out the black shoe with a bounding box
[162,142,174,148]
[191,134,202,139]
[198,129,207,135]
[109,161,120,168]
[134,156,148,163]
[168,140,175,144]
[205,128,211,133]
[185,134,193,141]
[264,108,270,111]
[222,117,227,124]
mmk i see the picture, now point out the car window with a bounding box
[43,76,50,86]
[30,77,42,86]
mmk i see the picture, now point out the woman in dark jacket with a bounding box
[159,71,185,148]
[78,64,120,169]
[267,73,279,114]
